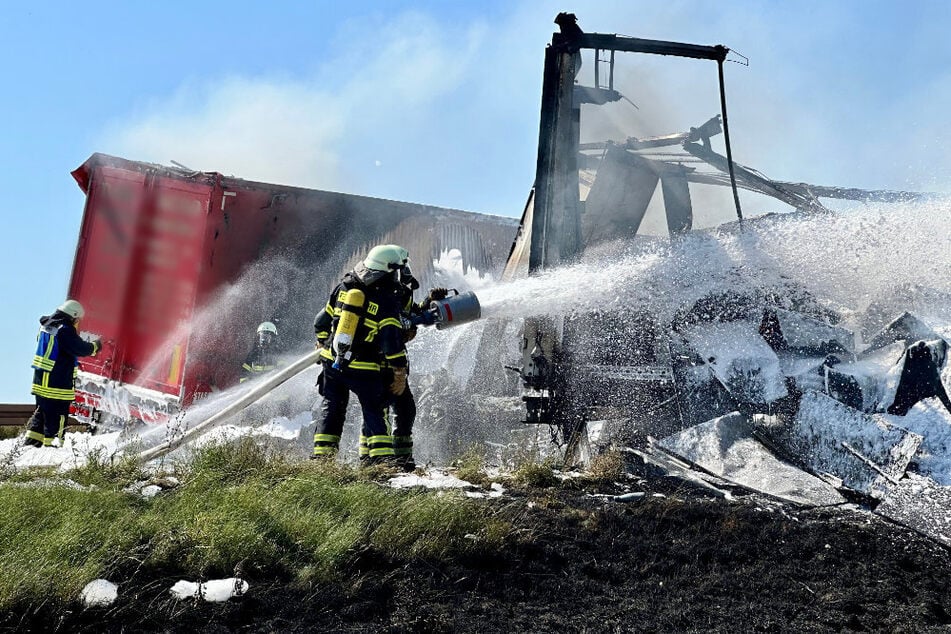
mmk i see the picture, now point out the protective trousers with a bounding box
[313,365,394,462]
[389,383,416,469]
[24,396,71,447]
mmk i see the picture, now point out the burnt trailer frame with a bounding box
[511,17,943,459]
[517,23,730,454]
[529,30,729,273]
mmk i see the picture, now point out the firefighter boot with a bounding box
[392,435,416,472]
[394,453,416,473]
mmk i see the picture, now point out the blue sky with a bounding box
[2,1,951,402]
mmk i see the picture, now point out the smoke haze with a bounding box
[100,2,951,224]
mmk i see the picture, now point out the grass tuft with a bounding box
[0,426,20,441]
[454,445,490,487]
[66,446,146,490]
[512,458,558,488]
[584,449,625,485]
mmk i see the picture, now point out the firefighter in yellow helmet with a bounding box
[24,299,100,448]
[311,245,410,463]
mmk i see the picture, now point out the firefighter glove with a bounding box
[426,287,449,303]
[404,326,418,343]
[389,367,408,396]
[90,338,102,356]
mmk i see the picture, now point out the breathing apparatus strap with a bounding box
[335,295,365,319]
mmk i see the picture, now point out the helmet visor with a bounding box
[401,265,420,290]
[258,331,276,347]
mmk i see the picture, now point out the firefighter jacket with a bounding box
[240,344,280,382]
[30,311,99,401]
[391,284,436,348]
[399,286,438,328]
[314,272,408,371]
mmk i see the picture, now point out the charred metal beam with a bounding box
[683,141,831,213]
[580,116,722,152]
[661,167,694,233]
[580,135,690,152]
[574,33,728,61]
[684,170,946,206]
[530,41,583,273]
[769,181,947,204]
[685,171,782,196]
[582,143,930,212]
[574,86,622,106]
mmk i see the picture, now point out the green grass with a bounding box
[0,426,20,441]
[511,456,559,488]
[453,445,491,487]
[0,438,510,614]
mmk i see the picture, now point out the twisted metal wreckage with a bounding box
[495,15,951,545]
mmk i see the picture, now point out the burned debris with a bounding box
[487,16,951,547]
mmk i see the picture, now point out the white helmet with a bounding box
[57,299,85,320]
[363,244,409,273]
[256,321,278,336]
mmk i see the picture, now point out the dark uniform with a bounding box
[312,271,408,462]
[240,344,279,383]
[387,281,444,470]
[25,311,99,447]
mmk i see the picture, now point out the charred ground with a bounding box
[20,467,951,634]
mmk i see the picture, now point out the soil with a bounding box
[8,471,951,633]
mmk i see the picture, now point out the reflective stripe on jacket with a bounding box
[30,312,96,401]
[313,273,408,372]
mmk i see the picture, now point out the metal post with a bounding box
[529,36,581,273]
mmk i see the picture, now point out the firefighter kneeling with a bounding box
[311,245,411,464]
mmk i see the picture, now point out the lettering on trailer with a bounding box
[133,190,204,334]
[100,179,140,206]
[134,275,195,330]
[88,179,143,327]
[155,192,204,216]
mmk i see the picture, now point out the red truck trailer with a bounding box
[67,153,515,427]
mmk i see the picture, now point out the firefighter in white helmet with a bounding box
[312,245,410,463]
[240,321,281,383]
[24,299,101,448]
[387,263,447,471]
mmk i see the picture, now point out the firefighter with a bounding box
[387,265,448,471]
[240,321,280,383]
[24,299,100,448]
[311,245,410,463]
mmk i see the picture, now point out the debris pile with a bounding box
[637,292,951,546]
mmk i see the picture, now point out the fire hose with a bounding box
[136,290,481,462]
[136,349,323,462]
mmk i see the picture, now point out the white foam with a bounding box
[80,579,118,607]
[170,577,248,602]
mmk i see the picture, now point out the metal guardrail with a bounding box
[0,404,34,427]
[0,404,88,433]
